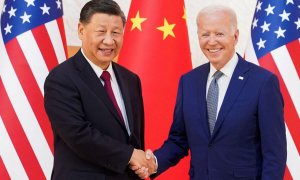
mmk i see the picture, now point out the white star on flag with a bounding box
[40,3,50,15]
[274,27,286,38]
[256,38,266,49]
[24,0,35,7]
[295,18,300,29]
[4,23,13,35]
[265,4,275,16]
[56,0,62,9]
[8,6,17,18]
[279,10,291,22]
[20,12,31,24]
[252,18,258,29]
[286,0,294,5]
[260,21,271,33]
[256,1,263,12]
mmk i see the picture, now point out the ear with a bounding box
[78,23,84,40]
[234,29,239,45]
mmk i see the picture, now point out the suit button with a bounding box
[208,143,213,148]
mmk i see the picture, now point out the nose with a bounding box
[207,35,217,45]
[103,34,114,45]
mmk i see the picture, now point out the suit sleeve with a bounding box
[258,74,287,180]
[44,69,134,174]
[153,76,189,176]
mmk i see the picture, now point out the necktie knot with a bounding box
[100,71,111,82]
[213,71,223,81]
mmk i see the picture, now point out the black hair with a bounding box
[79,0,126,26]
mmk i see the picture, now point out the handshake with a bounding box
[129,148,158,179]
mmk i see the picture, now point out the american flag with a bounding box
[245,0,300,179]
[0,0,67,179]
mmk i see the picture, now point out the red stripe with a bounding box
[259,53,300,153]
[57,17,68,58]
[5,39,54,153]
[32,24,59,71]
[0,79,46,179]
[0,155,10,180]
[284,166,293,180]
[286,40,300,78]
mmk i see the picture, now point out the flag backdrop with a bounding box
[118,0,192,179]
[245,1,300,179]
[0,0,67,179]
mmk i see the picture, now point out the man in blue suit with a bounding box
[134,5,287,180]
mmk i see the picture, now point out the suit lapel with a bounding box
[74,51,126,129]
[212,56,250,137]
[197,64,211,138]
[112,63,135,131]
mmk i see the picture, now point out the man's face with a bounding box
[197,11,238,69]
[78,13,124,69]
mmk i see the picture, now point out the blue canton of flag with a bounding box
[251,0,300,59]
[1,0,63,44]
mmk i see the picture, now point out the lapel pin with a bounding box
[238,76,244,80]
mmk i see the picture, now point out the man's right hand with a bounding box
[129,149,157,179]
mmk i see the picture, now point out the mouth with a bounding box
[99,48,114,55]
[207,48,222,53]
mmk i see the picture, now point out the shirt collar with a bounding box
[81,48,114,79]
[209,53,238,78]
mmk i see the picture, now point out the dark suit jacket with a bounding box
[44,50,144,180]
[154,54,287,180]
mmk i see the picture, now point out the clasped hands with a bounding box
[129,149,157,179]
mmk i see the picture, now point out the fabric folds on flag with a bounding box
[118,0,192,179]
[245,1,300,179]
[0,0,67,179]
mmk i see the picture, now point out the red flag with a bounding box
[0,0,67,179]
[245,1,300,179]
[118,0,192,179]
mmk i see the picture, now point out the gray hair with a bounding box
[196,5,238,33]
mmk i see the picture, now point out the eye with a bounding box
[96,29,105,34]
[216,33,224,37]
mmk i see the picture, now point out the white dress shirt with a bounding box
[81,49,131,135]
[206,54,238,119]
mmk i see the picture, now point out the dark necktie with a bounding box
[100,71,125,124]
[207,70,223,135]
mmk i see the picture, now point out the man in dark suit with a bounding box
[134,5,287,180]
[44,0,154,179]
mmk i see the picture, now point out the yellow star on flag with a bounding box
[182,6,187,20]
[130,11,147,31]
[157,18,176,40]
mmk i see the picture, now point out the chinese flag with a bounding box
[118,0,192,179]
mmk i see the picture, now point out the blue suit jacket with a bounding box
[154,54,286,180]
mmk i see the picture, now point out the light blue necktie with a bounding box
[207,71,223,135]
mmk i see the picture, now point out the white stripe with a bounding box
[244,37,259,65]
[1,44,53,179]
[286,124,300,179]
[271,46,300,119]
[17,31,49,96]
[0,116,29,180]
[45,20,66,64]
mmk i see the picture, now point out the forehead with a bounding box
[198,12,232,29]
[88,13,123,27]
